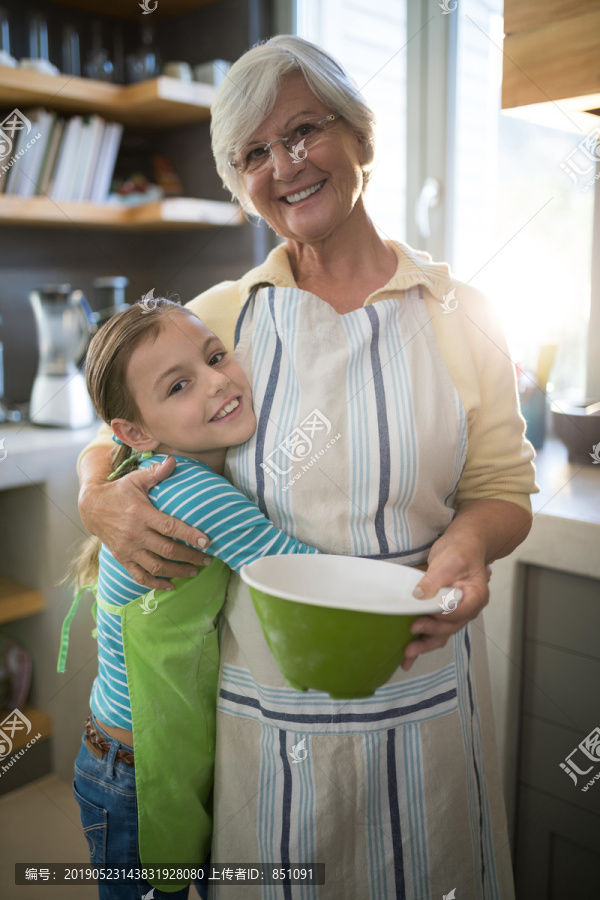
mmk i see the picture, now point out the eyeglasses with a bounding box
[229,112,341,175]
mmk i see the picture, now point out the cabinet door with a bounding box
[521,640,600,730]
[519,715,600,815]
[515,785,600,899]
[523,566,600,661]
[515,565,600,896]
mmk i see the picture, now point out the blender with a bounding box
[29,284,97,428]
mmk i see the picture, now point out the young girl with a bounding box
[61,298,320,900]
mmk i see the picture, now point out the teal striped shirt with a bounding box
[90,454,319,729]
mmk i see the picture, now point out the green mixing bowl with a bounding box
[240,554,461,699]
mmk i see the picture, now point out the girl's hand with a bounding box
[78,455,211,590]
[400,539,492,672]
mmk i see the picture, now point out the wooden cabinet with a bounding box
[0,0,241,231]
[0,577,52,796]
[0,65,216,127]
[514,565,600,897]
[0,575,44,625]
[516,786,600,898]
[51,0,219,18]
[502,0,600,121]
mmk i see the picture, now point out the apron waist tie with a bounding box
[84,716,134,767]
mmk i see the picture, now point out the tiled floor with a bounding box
[0,774,97,899]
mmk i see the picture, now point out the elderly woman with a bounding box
[79,36,537,899]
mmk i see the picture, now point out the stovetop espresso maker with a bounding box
[29,284,96,428]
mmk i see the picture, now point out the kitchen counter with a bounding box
[0,420,100,491]
[531,437,600,524]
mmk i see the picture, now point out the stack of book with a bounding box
[0,108,123,203]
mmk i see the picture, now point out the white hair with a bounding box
[210,35,376,217]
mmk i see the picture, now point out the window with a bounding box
[295,0,407,241]
[450,0,595,398]
[293,0,597,398]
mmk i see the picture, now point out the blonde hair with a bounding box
[71,298,198,588]
[211,35,376,216]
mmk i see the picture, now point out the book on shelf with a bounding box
[16,110,56,199]
[0,109,123,204]
[2,116,31,195]
[38,119,65,196]
[49,115,83,201]
[89,123,123,204]
[76,116,105,202]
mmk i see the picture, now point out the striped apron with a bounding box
[209,285,515,900]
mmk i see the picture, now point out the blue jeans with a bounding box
[73,716,209,900]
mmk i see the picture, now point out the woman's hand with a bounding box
[79,450,211,590]
[400,538,492,671]
[400,498,531,671]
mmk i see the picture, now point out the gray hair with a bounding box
[210,35,376,217]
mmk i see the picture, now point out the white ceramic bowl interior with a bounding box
[241,554,462,616]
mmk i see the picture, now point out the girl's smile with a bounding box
[210,394,243,422]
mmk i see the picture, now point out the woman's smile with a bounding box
[280,178,327,205]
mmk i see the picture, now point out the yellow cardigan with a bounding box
[79,240,538,513]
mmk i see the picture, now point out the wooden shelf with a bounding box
[0,195,243,230]
[502,8,600,110]
[0,706,52,751]
[0,576,44,625]
[0,68,216,128]
[504,0,596,34]
[50,0,220,20]
[502,98,600,136]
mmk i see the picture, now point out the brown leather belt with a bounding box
[84,716,134,767]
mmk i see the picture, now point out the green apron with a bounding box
[59,560,230,893]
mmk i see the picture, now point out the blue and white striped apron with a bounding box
[209,285,515,900]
